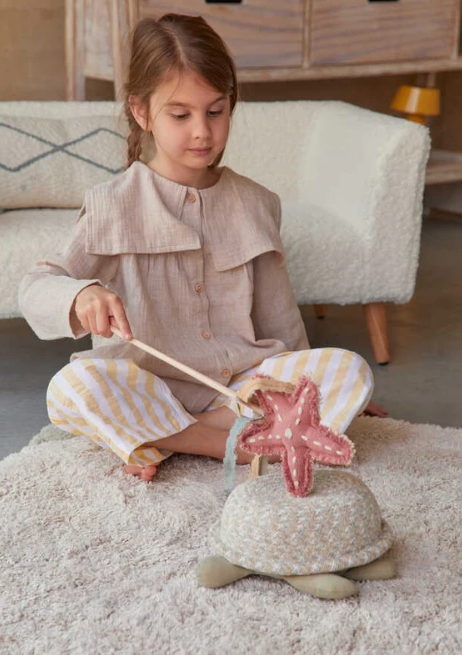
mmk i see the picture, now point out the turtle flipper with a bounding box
[342,558,397,581]
[282,573,358,599]
[197,556,252,588]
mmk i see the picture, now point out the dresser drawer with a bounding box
[139,1,305,68]
[309,0,460,66]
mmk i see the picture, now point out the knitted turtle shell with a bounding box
[208,469,393,577]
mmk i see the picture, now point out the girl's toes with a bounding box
[361,400,389,418]
[125,464,143,477]
[140,465,158,482]
[124,464,158,482]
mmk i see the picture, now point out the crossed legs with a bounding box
[125,406,269,482]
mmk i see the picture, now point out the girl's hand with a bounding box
[73,284,133,340]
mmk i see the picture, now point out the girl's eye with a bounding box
[171,110,223,121]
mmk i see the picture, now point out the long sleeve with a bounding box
[250,194,310,352]
[18,206,119,340]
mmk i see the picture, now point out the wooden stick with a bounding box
[110,326,264,418]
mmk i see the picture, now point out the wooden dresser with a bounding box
[66,0,462,185]
[137,0,462,77]
[66,0,462,87]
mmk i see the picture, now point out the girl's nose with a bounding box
[192,115,213,140]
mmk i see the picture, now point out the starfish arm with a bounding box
[281,448,314,497]
[290,375,324,425]
[238,413,284,457]
[306,427,355,466]
[292,376,355,467]
[239,438,284,458]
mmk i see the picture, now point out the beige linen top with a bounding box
[19,160,309,414]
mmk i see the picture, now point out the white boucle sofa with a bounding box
[0,100,431,363]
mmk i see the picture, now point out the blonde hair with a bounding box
[123,13,239,170]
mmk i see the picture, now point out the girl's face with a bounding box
[138,69,231,179]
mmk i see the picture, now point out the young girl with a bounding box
[19,14,385,483]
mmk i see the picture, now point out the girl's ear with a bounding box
[128,95,150,131]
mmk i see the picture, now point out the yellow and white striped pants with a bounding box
[46,348,374,468]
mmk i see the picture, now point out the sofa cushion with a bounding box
[0,208,78,319]
[0,114,128,209]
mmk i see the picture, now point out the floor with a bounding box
[1,217,461,461]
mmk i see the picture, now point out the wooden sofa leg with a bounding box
[363,303,390,365]
[314,304,328,319]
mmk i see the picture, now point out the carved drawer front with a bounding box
[84,0,113,80]
[310,0,460,66]
[139,1,305,68]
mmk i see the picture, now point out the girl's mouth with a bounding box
[189,148,212,156]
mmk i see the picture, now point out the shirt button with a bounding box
[187,194,196,203]
[195,283,203,293]
[221,369,231,378]
[202,330,211,339]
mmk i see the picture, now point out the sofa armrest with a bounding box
[296,101,431,303]
[302,101,430,231]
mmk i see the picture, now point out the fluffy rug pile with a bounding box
[0,417,460,654]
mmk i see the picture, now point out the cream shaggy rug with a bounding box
[0,417,461,655]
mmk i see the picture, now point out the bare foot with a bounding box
[124,464,158,482]
[360,400,389,418]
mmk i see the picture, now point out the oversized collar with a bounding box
[83,160,285,271]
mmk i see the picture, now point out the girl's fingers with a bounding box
[96,311,113,338]
[74,304,90,333]
[76,291,132,340]
[109,302,133,340]
[77,314,90,333]
[108,315,130,338]
[88,314,98,336]
[108,315,121,336]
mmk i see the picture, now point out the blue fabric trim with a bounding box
[223,416,253,495]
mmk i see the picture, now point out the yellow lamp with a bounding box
[391,85,440,125]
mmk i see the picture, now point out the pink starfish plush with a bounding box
[238,373,355,497]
